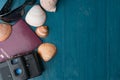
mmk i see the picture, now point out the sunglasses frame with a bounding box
[0,0,36,22]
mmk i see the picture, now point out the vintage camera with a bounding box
[0,52,44,80]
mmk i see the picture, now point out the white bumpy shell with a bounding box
[40,0,58,12]
[25,5,46,27]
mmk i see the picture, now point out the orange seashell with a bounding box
[0,23,12,42]
[35,26,48,38]
[38,43,57,62]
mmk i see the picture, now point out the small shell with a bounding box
[25,5,46,27]
[38,43,56,62]
[40,0,58,12]
[0,23,12,42]
[35,26,48,38]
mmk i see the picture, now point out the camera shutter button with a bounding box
[15,68,22,76]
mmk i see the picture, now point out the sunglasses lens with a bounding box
[0,0,13,15]
[0,0,36,23]
[25,0,36,5]
[1,9,24,22]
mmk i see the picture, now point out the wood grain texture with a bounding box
[0,0,120,80]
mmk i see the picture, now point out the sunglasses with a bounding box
[0,0,36,23]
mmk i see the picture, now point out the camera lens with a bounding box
[15,68,22,76]
[11,58,18,64]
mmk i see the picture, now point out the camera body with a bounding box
[0,52,43,80]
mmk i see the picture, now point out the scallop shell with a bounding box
[38,43,57,62]
[0,23,12,42]
[25,5,46,27]
[40,0,58,12]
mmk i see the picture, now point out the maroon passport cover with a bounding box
[0,19,42,62]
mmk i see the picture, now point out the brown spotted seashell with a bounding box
[35,26,48,38]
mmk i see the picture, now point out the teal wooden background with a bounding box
[0,0,120,80]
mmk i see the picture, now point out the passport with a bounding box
[0,19,42,62]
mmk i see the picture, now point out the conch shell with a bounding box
[25,5,46,27]
[40,0,58,12]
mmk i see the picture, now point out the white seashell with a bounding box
[25,5,46,27]
[40,0,58,12]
